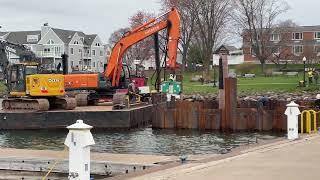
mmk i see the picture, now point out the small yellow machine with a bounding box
[3,63,76,111]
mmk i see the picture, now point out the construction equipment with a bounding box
[64,8,180,106]
[3,62,76,111]
[0,40,37,80]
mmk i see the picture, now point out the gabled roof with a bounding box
[0,32,8,36]
[52,28,77,44]
[84,34,97,46]
[52,28,98,46]
[5,31,41,44]
[214,45,239,54]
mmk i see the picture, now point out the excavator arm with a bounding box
[105,8,180,87]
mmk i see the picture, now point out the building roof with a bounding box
[52,28,76,44]
[84,34,97,46]
[5,31,41,44]
[0,32,8,36]
[2,26,100,46]
[214,45,239,54]
[294,25,320,32]
[52,28,97,45]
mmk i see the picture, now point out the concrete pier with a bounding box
[124,134,320,180]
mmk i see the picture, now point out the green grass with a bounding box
[146,63,320,95]
[181,72,319,95]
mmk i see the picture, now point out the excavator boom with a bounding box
[105,8,180,86]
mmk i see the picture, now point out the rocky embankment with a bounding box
[182,91,320,102]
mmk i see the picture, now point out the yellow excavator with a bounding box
[2,62,76,111]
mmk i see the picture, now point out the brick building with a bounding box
[243,25,320,63]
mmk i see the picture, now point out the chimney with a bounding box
[41,23,50,38]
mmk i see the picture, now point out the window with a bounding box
[293,45,303,55]
[80,37,84,42]
[47,39,54,44]
[44,48,50,52]
[315,32,320,39]
[270,34,280,41]
[74,41,79,44]
[95,43,100,46]
[292,32,303,40]
[79,49,82,53]
[100,50,103,56]
[70,48,74,55]
[250,47,256,57]
[54,47,61,56]
[27,35,39,43]
[93,62,96,67]
[71,61,74,67]
[92,50,96,56]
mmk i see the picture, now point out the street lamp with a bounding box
[303,56,307,87]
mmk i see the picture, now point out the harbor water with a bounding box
[0,128,283,156]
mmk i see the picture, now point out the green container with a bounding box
[161,81,182,95]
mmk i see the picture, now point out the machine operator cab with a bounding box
[7,63,39,95]
[7,63,65,97]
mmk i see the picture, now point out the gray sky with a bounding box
[0,0,318,44]
[0,0,161,43]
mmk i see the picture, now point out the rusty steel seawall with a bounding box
[152,99,316,131]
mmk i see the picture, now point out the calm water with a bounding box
[0,128,283,156]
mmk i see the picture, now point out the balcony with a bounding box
[35,51,63,58]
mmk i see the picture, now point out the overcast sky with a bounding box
[0,0,318,44]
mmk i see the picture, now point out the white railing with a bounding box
[35,52,63,58]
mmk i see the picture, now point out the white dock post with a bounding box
[285,101,301,140]
[65,120,95,180]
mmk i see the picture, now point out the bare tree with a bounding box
[190,0,232,79]
[107,11,155,67]
[233,0,289,73]
[161,0,196,71]
[128,11,155,66]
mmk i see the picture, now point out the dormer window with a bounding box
[47,39,54,44]
[27,35,39,43]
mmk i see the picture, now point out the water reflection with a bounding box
[0,128,283,156]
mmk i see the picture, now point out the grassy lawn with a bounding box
[178,71,320,95]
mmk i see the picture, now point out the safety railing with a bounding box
[300,110,318,134]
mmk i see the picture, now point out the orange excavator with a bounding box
[64,8,180,105]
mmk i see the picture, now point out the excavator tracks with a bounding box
[2,97,77,111]
[2,98,50,111]
[54,97,77,110]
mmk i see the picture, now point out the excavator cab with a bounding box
[7,63,39,96]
